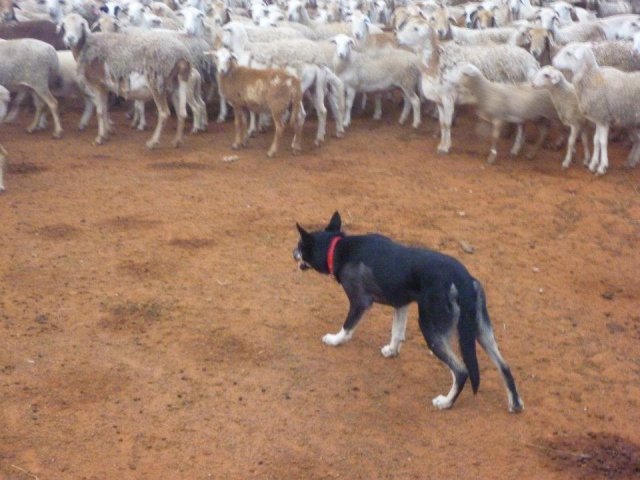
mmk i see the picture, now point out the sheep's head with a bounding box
[350,12,370,41]
[287,0,304,22]
[455,63,483,84]
[91,14,120,32]
[426,6,454,40]
[331,34,355,60]
[616,18,640,40]
[58,13,89,48]
[213,47,236,74]
[125,1,145,26]
[552,43,591,74]
[179,6,206,36]
[528,27,553,59]
[395,18,431,50]
[0,0,18,22]
[464,4,480,28]
[551,1,578,23]
[474,7,496,29]
[534,8,559,30]
[531,65,563,88]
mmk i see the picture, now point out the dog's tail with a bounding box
[457,284,480,394]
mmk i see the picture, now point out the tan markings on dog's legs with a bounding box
[381,305,409,358]
[322,327,354,346]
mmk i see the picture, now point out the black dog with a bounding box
[293,212,523,413]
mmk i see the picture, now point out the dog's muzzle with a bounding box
[292,247,310,270]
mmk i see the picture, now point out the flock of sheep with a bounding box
[2,0,640,192]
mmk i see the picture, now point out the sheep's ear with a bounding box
[330,37,337,44]
[491,15,496,27]
[325,211,342,232]
[56,22,64,35]
[447,15,456,25]
[114,5,121,17]
[222,7,231,24]
[546,27,555,42]
[348,37,355,47]
[90,20,100,31]
[99,5,108,13]
[569,6,579,22]
[12,1,20,9]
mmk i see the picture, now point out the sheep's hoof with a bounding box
[292,146,302,155]
[232,143,241,150]
[314,138,324,147]
[52,130,63,139]
[596,166,607,176]
[172,138,183,148]
[412,122,421,130]
[335,130,345,139]
[93,136,105,146]
[216,116,226,123]
[588,162,598,173]
[487,153,497,164]
[525,153,535,161]
[437,146,449,155]
[0,187,5,193]
[267,150,277,158]
[561,161,571,170]
[146,140,159,150]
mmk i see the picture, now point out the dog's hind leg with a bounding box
[474,281,524,413]
[381,305,409,358]
[418,289,469,410]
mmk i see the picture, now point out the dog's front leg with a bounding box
[381,305,409,358]
[322,300,370,347]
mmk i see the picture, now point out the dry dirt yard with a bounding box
[0,103,639,480]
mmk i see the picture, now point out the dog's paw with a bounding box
[322,333,342,346]
[381,344,399,358]
[432,395,454,410]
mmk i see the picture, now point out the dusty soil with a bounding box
[1,102,639,480]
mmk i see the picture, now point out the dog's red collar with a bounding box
[327,236,342,276]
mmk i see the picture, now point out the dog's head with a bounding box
[293,211,343,273]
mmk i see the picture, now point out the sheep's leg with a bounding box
[35,93,49,130]
[0,144,6,193]
[241,110,251,146]
[305,69,326,146]
[247,112,257,137]
[373,94,382,120]
[398,92,410,125]
[509,124,525,157]
[146,89,170,149]
[562,125,579,169]
[526,120,548,160]
[30,87,62,138]
[291,101,305,154]
[232,107,243,149]
[4,89,28,123]
[589,124,609,174]
[78,95,95,131]
[437,96,454,154]
[267,110,285,158]
[171,75,188,148]
[626,129,640,167]
[91,87,110,145]
[343,87,356,128]
[323,68,345,137]
[26,94,46,133]
[487,119,503,164]
[399,86,421,129]
[132,101,146,131]
[579,127,590,166]
[217,82,228,122]
[360,92,367,112]
[188,72,208,132]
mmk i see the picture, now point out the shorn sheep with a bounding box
[0,83,8,192]
[553,43,640,175]
[0,38,63,138]
[531,65,591,169]
[451,63,558,164]
[212,47,306,158]
[59,13,193,149]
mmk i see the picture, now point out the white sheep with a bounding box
[0,38,63,138]
[212,47,305,157]
[59,13,194,148]
[287,0,351,40]
[553,43,640,175]
[450,63,558,164]
[396,19,539,154]
[531,65,591,169]
[0,83,8,192]
[331,33,421,129]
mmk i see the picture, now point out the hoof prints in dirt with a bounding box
[7,163,48,175]
[102,215,161,230]
[99,300,172,333]
[35,223,80,240]
[150,161,212,170]
[540,432,640,479]
[169,237,215,249]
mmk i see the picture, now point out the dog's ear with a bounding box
[326,211,342,232]
[296,223,313,242]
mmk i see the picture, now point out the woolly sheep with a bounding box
[59,13,194,148]
[396,19,539,154]
[531,65,591,168]
[331,33,422,129]
[450,63,557,164]
[212,47,305,157]
[287,0,351,40]
[0,38,63,138]
[553,43,640,174]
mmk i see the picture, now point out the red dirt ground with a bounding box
[1,103,639,479]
